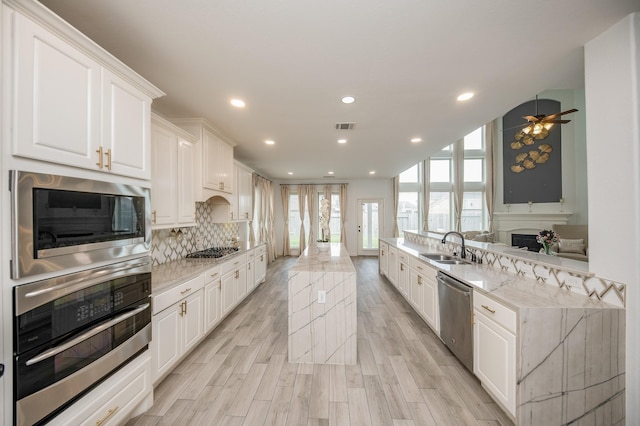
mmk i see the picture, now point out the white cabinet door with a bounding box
[233,163,253,220]
[221,271,236,317]
[204,279,221,333]
[218,140,234,193]
[408,268,422,311]
[255,249,267,285]
[474,309,516,416]
[182,291,204,353]
[150,124,178,226]
[101,69,152,179]
[235,265,247,303]
[202,129,233,193]
[421,274,439,333]
[152,304,181,382]
[379,242,389,277]
[11,11,101,169]
[177,138,196,224]
[388,248,398,287]
[399,261,410,298]
[246,257,256,292]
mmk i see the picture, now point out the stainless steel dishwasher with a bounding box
[437,271,473,372]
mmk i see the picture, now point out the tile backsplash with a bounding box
[151,202,239,266]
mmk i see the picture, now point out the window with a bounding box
[426,127,488,232]
[397,163,422,237]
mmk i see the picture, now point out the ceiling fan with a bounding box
[506,96,578,138]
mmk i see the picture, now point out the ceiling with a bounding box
[40,0,639,181]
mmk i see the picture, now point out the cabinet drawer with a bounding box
[409,257,436,275]
[247,249,256,260]
[221,254,247,275]
[205,266,221,285]
[153,274,204,314]
[256,244,267,255]
[474,292,516,333]
[398,251,409,263]
[51,352,152,426]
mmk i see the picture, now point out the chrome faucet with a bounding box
[441,231,466,259]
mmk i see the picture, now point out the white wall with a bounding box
[273,178,394,257]
[585,12,640,422]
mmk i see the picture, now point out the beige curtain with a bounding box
[339,184,347,246]
[298,185,308,254]
[422,159,431,232]
[392,176,400,237]
[484,121,496,233]
[323,184,332,241]
[307,185,317,245]
[281,184,290,256]
[249,173,256,244]
[453,138,465,232]
[265,179,277,262]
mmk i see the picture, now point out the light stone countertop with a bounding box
[381,238,620,311]
[289,243,356,273]
[151,242,266,294]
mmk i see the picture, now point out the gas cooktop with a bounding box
[186,246,240,259]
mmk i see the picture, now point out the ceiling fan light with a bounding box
[544,122,554,130]
[532,123,543,135]
[522,126,532,135]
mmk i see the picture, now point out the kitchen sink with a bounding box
[419,253,470,265]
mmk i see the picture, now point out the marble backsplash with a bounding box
[151,202,239,266]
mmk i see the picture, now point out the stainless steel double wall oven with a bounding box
[10,171,153,425]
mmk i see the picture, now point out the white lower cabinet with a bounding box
[50,351,153,426]
[255,245,267,285]
[151,274,205,383]
[398,253,410,298]
[409,257,439,334]
[379,242,389,277]
[388,247,398,287]
[473,291,516,417]
[220,254,247,317]
[246,249,256,292]
[204,266,222,333]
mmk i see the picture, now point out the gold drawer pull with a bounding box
[211,272,219,278]
[96,406,119,425]
[96,147,104,169]
[481,305,496,314]
[180,288,192,295]
[105,148,112,170]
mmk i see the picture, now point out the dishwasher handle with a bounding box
[437,272,472,295]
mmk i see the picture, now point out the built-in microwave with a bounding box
[10,170,151,279]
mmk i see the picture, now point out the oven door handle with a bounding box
[25,303,150,366]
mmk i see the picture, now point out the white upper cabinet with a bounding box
[3,2,163,180]
[172,118,236,203]
[232,161,253,221]
[150,113,196,229]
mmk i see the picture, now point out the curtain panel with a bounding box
[281,185,290,256]
[307,185,318,245]
[339,184,347,247]
[297,185,308,254]
[392,176,400,237]
[453,139,465,232]
[485,121,496,233]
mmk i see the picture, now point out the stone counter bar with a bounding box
[288,243,357,364]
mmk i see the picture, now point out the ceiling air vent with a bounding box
[335,122,356,130]
[323,175,335,179]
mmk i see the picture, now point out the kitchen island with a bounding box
[288,243,357,364]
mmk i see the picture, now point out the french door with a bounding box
[357,199,383,256]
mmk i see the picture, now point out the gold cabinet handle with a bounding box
[152,210,157,224]
[418,276,422,285]
[481,305,496,314]
[211,272,219,278]
[95,406,119,426]
[105,148,112,170]
[219,182,224,190]
[260,255,264,261]
[180,288,192,295]
[179,300,187,317]
[96,146,104,169]
[235,270,239,279]
[248,263,251,270]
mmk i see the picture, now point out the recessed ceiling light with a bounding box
[287,172,293,175]
[328,171,334,175]
[369,171,376,175]
[341,96,355,104]
[457,92,474,101]
[265,140,275,145]
[337,139,347,144]
[230,98,246,108]
[411,137,422,143]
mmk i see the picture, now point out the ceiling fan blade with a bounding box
[541,119,571,124]
[502,123,528,131]
[523,115,540,122]
[544,108,578,120]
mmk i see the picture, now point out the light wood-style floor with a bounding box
[126,257,514,426]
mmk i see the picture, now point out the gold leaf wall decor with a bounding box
[510,127,555,174]
[511,164,524,173]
